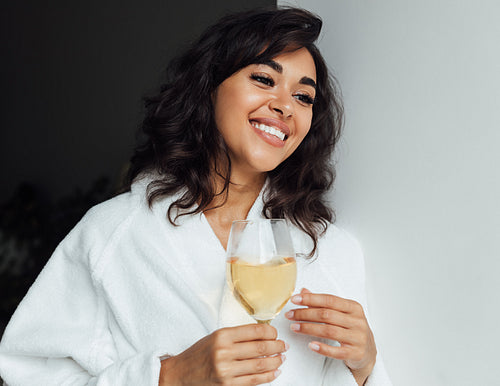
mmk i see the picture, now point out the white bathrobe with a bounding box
[0,178,392,385]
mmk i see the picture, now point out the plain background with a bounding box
[281,0,500,385]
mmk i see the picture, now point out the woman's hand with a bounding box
[285,288,376,386]
[159,323,287,386]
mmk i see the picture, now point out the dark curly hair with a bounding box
[126,7,344,257]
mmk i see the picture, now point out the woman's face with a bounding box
[213,47,316,177]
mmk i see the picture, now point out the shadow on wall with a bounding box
[0,176,117,337]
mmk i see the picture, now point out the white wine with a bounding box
[227,257,297,323]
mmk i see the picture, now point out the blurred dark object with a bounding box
[0,177,114,334]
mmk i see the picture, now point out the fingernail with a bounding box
[290,323,300,331]
[281,354,287,362]
[274,369,281,378]
[284,342,290,351]
[285,310,294,319]
[291,295,302,304]
[309,342,320,351]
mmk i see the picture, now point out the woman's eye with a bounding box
[250,74,274,87]
[294,94,315,105]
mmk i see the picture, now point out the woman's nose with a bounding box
[269,93,293,119]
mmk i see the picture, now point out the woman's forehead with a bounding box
[253,48,317,80]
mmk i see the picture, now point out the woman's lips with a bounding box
[251,122,286,140]
[250,117,290,136]
[249,118,290,148]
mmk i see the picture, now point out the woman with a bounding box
[0,7,391,386]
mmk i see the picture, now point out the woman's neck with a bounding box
[204,170,266,250]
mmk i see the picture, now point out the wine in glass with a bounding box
[226,219,297,324]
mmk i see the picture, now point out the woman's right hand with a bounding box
[159,323,287,385]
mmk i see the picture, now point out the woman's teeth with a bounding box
[251,122,286,141]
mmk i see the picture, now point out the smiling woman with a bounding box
[213,48,316,177]
[128,8,343,257]
[0,7,391,386]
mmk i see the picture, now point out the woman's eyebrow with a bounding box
[259,60,316,89]
[260,59,283,73]
[300,76,316,89]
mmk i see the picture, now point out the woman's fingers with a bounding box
[286,290,377,384]
[289,320,357,345]
[160,325,286,385]
[291,291,364,315]
[285,307,357,329]
[235,339,288,359]
[307,340,350,360]
[226,323,278,343]
[230,353,286,377]
[232,369,282,385]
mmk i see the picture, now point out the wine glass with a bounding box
[226,219,297,324]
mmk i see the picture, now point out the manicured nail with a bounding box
[291,295,302,304]
[274,369,282,378]
[309,342,320,352]
[290,323,300,331]
[281,354,287,362]
[284,342,290,351]
[285,310,294,319]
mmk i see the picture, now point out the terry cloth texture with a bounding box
[0,177,392,385]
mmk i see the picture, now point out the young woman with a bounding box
[0,7,391,385]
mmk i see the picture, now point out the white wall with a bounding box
[280,1,500,385]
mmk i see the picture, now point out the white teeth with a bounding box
[251,122,286,141]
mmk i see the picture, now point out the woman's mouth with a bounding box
[250,121,288,141]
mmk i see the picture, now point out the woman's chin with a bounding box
[232,160,282,176]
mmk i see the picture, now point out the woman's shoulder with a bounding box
[315,223,366,278]
[291,222,362,258]
[81,189,143,230]
[77,174,156,234]
[312,224,368,302]
[58,184,149,266]
[319,224,364,257]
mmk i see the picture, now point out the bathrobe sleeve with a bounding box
[0,202,163,385]
[319,228,393,386]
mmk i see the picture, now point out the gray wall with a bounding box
[281,1,500,385]
[0,1,274,201]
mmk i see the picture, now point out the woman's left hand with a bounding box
[285,288,377,386]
